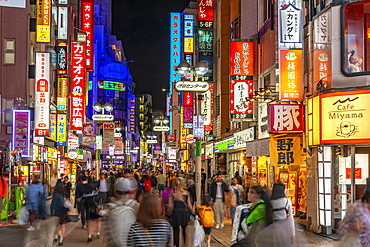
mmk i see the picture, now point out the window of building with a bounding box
[3,98,13,124]
[341,0,370,76]
[258,0,272,28]
[231,18,240,39]
[4,39,15,65]
[30,43,36,65]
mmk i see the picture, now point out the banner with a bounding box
[35,52,50,136]
[57,77,67,110]
[36,0,51,42]
[270,136,301,166]
[279,49,303,101]
[81,0,94,70]
[57,113,67,146]
[103,122,115,151]
[12,110,30,157]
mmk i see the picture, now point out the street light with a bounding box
[194,61,209,76]
[175,61,191,76]
[93,102,114,113]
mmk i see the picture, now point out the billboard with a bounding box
[57,113,67,146]
[36,0,51,42]
[268,104,304,133]
[35,52,50,136]
[202,83,213,131]
[57,77,67,110]
[57,42,67,75]
[70,42,86,130]
[57,7,68,40]
[230,41,253,78]
[12,110,30,157]
[198,0,213,28]
[130,95,135,134]
[81,0,94,70]
[279,49,303,101]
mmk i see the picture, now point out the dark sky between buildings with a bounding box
[112,0,191,110]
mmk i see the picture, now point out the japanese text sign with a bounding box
[193,115,205,138]
[279,3,302,45]
[35,52,50,136]
[279,49,303,101]
[230,41,253,78]
[70,42,86,130]
[268,104,304,133]
[58,7,68,40]
[13,110,30,157]
[57,113,67,146]
[313,50,331,96]
[230,80,253,117]
[103,122,115,152]
[57,77,67,110]
[184,15,194,37]
[184,92,193,106]
[82,122,95,144]
[198,0,213,28]
[170,12,181,87]
[233,127,255,149]
[57,42,67,75]
[183,106,193,123]
[37,0,51,42]
[314,10,330,44]
[180,106,188,149]
[184,37,193,54]
[82,0,94,70]
[130,95,135,134]
[0,0,26,8]
[202,83,213,131]
[198,30,213,53]
[50,109,57,141]
[321,90,370,144]
[270,136,301,166]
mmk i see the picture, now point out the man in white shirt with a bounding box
[229,177,244,224]
[97,173,109,204]
[210,174,229,229]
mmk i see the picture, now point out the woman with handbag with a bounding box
[51,181,69,246]
[127,195,172,246]
[229,177,244,224]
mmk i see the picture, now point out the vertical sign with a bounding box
[184,92,193,106]
[115,138,123,154]
[50,107,57,141]
[198,30,213,52]
[130,95,135,134]
[57,113,67,146]
[81,0,94,70]
[279,3,302,45]
[183,106,193,123]
[57,42,67,75]
[230,41,253,78]
[313,50,331,96]
[35,53,50,136]
[57,7,68,40]
[268,104,304,133]
[12,110,30,157]
[180,106,188,149]
[103,122,115,151]
[82,122,95,143]
[96,135,102,150]
[230,80,253,119]
[184,15,194,37]
[70,42,85,130]
[57,77,67,110]
[199,53,213,81]
[279,49,303,101]
[314,11,330,44]
[194,116,205,138]
[184,37,194,54]
[202,83,213,131]
[198,0,214,28]
[36,0,51,42]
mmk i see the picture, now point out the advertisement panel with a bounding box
[202,83,213,131]
[96,135,102,150]
[183,106,193,123]
[57,77,67,110]
[268,104,304,133]
[184,37,193,54]
[198,0,213,28]
[12,110,30,157]
[130,95,135,134]
[279,49,303,101]
[36,0,51,42]
[313,50,331,96]
[279,3,302,45]
[57,7,68,40]
[230,41,253,78]
[57,42,67,75]
[0,0,25,8]
[193,116,205,138]
[81,0,94,70]
[103,122,115,151]
[82,122,95,144]
[270,135,301,166]
[184,92,193,106]
[230,80,253,118]
[35,52,50,136]
[184,15,194,37]
[70,42,85,130]
[57,113,67,146]
[50,108,57,141]
[115,137,123,154]
[198,30,213,53]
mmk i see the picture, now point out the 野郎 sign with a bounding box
[279,49,303,101]
[270,136,301,166]
[268,104,304,133]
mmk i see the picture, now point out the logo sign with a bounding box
[279,3,302,46]
[168,147,177,160]
[230,80,253,118]
[57,77,67,110]
[147,140,157,144]
[68,138,79,149]
[184,123,193,129]
[198,30,213,53]
[58,7,68,40]
[184,37,193,54]
[153,126,170,132]
[279,50,303,101]
[130,95,135,133]
[184,15,194,37]
[95,135,102,150]
[114,132,122,138]
[99,80,126,91]
[198,0,213,28]
[186,134,195,145]
[193,116,205,138]
[103,122,115,151]
[233,127,255,149]
[92,114,114,121]
[70,42,86,130]
[57,113,67,146]
[0,0,25,8]
[36,0,51,42]
[35,53,50,136]
[183,106,193,123]
[202,83,213,131]
[313,50,331,96]
[268,104,304,133]
[82,122,95,143]
[50,109,57,141]
[68,151,78,159]
[12,110,30,157]
[168,134,175,142]
[175,81,209,92]
[321,90,370,144]
[81,0,94,70]
[214,138,234,152]
[57,42,67,75]
[230,41,253,78]
[270,136,301,166]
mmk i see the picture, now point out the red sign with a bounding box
[268,104,304,133]
[198,0,214,22]
[81,0,94,70]
[184,92,193,106]
[168,134,175,142]
[70,42,86,130]
[346,168,362,179]
[230,41,253,77]
[230,80,253,116]
[183,106,193,123]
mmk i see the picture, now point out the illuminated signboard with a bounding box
[184,37,193,54]
[57,77,67,110]
[130,95,135,134]
[13,110,30,157]
[98,80,126,91]
[36,0,51,42]
[313,50,331,96]
[50,107,57,141]
[57,113,67,146]
[81,0,94,70]
[184,15,194,37]
[58,7,68,40]
[202,83,213,131]
[279,2,302,47]
[57,42,67,75]
[96,135,102,149]
[35,52,50,136]
[198,30,213,53]
[279,49,303,101]
[70,42,86,130]
[230,80,253,119]
[183,106,193,124]
[198,0,214,28]
[230,41,253,78]
[268,104,304,133]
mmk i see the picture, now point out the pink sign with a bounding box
[268,104,304,133]
[13,110,30,157]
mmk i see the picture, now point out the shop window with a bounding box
[4,39,15,65]
[341,0,370,76]
[318,146,332,230]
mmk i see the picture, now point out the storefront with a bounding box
[101,153,127,169]
[214,137,234,178]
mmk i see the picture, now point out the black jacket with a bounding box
[187,184,196,203]
[210,181,229,202]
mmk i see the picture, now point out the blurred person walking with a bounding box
[76,176,89,229]
[229,177,244,224]
[201,168,206,197]
[51,181,69,246]
[141,170,152,195]
[25,176,43,231]
[157,170,166,197]
[97,172,109,204]
[63,176,71,200]
[151,172,158,193]
[210,173,229,229]
[107,171,116,198]
[0,171,8,215]
[186,176,196,207]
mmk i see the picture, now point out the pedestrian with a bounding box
[50,172,58,194]
[51,181,69,246]
[198,195,214,247]
[63,176,72,200]
[38,180,48,220]
[157,170,166,197]
[210,173,229,229]
[141,170,152,194]
[134,173,143,203]
[83,181,100,242]
[127,194,172,246]
[0,171,8,215]
[25,175,43,231]
[234,171,242,185]
[151,172,158,193]
[186,176,196,207]
[161,179,173,222]
[74,175,83,218]
[170,178,195,247]
[89,172,96,184]
[97,172,109,204]
[201,168,206,196]
[107,171,116,198]
[229,177,244,224]
[76,176,90,229]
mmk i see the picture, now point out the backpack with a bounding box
[198,205,214,228]
[107,199,136,247]
[0,176,8,198]
[143,177,152,192]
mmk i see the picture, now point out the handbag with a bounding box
[144,228,155,247]
[230,191,237,208]
[63,198,72,209]
[340,230,362,247]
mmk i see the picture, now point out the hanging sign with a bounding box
[184,15,194,37]
[82,122,95,143]
[115,137,123,154]
[96,135,102,150]
[313,50,331,96]
[50,109,57,141]
[12,110,30,157]
[230,41,253,78]
[279,3,302,45]
[183,106,193,124]
[198,30,213,52]
[57,42,67,75]
[57,7,68,40]
[184,37,194,54]
[57,113,67,146]
[36,0,51,42]
[279,49,303,101]
[57,77,67,110]
[198,0,214,28]
[81,0,94,70]
[193,116,205,138]
[175,81,209,92]
[103,122,115,151]
[268,104,304,133]
[35,52,50,136]
[270,135,301,166]
[230,80,253,119]
[202,83,213,131]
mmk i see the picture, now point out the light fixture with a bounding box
[175,61,191,76]
[147,134,152,139]
[115,127,121,131]
[255,94,261,98]
[250,98,256,102]
[194,61,209,76]
[153,134,157,138]
[266,88,272,94]
[162,119,169,125]
[93,102,102,112]
[154,119,161,125]
[260,91,266,96]
[103,103,114,112]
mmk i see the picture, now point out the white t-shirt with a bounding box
[270,197,295,236]
[229,184,244,194]
[216,183,223,198]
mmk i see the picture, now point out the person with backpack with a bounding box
[229,177,245,224]
[127,195,172,246]
[150,172,157,193]
[198,195,214,247]
[0,172,8,215]
[141,170,151,194]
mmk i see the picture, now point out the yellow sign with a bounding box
[180,106,188,149]
[36,0,51,42]
[184,37,194,54]
[321,90,370,144]
[270,136,301,167]
[48,148,58,159]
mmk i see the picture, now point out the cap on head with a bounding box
[114,178,130,192]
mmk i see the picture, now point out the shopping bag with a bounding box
[192,219,205,247]
[340,231,362,247]
[63,198,72,209]
[230,192,237,208]
[18,207,29,225]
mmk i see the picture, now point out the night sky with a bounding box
[112,0,191,111]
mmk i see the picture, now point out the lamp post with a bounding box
[176,61,208,207]
[153,117,169,177]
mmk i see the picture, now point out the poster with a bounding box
[35,52,50,136]
[82,122,95,144]
[102,122,115,151]
[12,110,30,157]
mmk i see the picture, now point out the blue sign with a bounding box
[184,123,193,129]
[184,18,193,37]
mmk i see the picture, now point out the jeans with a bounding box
[214,198,224,225]
[99,192,108,204]
[201,184,205,197]
[173,225,187,247]
[80,198,87,226]
[230,206,236,224]
[158,184,165,197]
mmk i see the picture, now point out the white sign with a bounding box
[202,88,212,126]
[68,139,79,148]
[175,81,209,92]
[103,122,115,151]
[168,147,177,160]
[193,115,205,138]
[147,140,157,144]
[232,81,250,113]
[35,53,50,137]
[58,0,68,4]
[0,0,25,8]
[184,123,193,129]
[114,132,122,138]
[153,126,170,132]
[233,127,255,149]
[314,10,330,44]
[92,114,114,121]
[279,3,302,45]
[68,151,78,159]
[258,103,269,138]
[58,7,68,40]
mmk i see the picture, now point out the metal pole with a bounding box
[193,70,201,207]
[351,145,356,204]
